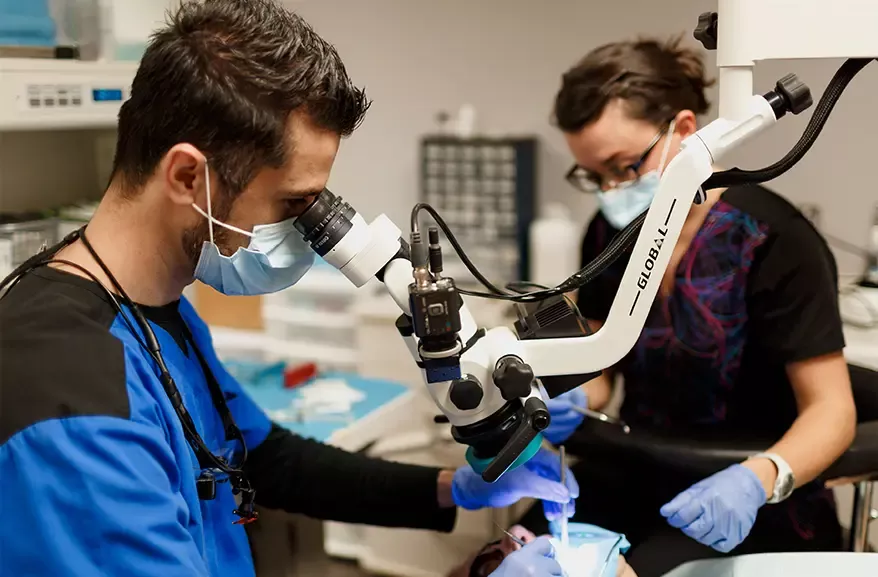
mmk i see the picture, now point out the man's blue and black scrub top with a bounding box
[0,268,456,576]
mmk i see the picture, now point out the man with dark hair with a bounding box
[0,2,574,576]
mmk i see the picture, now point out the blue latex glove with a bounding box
[452,448,579,521]
[543,386,588,444]
[489,537,563,577]
[660,463,767,553]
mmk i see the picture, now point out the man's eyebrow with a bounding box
[284,187,325,198]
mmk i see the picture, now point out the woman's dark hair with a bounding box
[112,0,370,196]
[553,35,714,133]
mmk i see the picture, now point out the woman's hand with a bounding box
[660,463,767,552]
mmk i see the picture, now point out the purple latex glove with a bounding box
[452,448,579,521]
[489,537,563,576]
[543,386,588,445]
[660,464,767,553]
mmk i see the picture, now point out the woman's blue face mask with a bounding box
[597,119,677,230]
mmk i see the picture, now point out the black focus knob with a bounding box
[492,356,534,401]
[449,375,483,411]
[693,12,718,50]
[525,397,551,432]
[776,73,813,115]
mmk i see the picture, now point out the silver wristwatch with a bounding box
[752,452,795,504]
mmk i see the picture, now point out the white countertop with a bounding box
[844,324,878,371]
[840,285,877,370]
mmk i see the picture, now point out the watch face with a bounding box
[778,472,795,499]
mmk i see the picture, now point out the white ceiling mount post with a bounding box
[715,0,878,121]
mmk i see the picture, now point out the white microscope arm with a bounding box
[295,93,780,485]
[522,96,779,376]
[522,0,878,373]
[295,0,878,474]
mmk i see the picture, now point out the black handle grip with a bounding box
[480,397,550,482]
[481,416,539,483]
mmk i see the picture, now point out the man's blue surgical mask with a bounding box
[597,119,676,230]
[192,163,315,296]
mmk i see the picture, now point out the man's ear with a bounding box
[674,110,698,139]
[160,143,208,207]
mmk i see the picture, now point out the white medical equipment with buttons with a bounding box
[0,58,136,130]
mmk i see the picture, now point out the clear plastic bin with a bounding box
[0,218,57,268]
[263,267,357,313]
[263,291,354,315]
[263,338,358,375]
[210,328,272,364]
[263,306,356,350]
[209,327,358,376]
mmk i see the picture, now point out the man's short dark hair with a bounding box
[112,0,370,195]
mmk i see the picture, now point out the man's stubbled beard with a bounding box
[182,189,236,272]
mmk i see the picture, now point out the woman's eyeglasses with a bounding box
[565,125,668,193]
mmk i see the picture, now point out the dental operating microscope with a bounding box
[293,0,878,483]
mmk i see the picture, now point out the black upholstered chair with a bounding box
[575,364,878,551]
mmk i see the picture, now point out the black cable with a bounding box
[505,281,548,293]
[5,256,215,470]
[703,58,874,191]
[0,236,147,347]
[0,228,83,294]
[0,229,255,519]
[495,58,870,302]
[506,280,588,323]
[76,230,249,476]
[415,58,874,305]
[8,259,152,354]
[457,211,646,303]
[411,203,508,295]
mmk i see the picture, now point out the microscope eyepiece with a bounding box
[293,189,357,257]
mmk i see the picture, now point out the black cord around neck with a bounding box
[77,229,250,464]
[2,227,257,522]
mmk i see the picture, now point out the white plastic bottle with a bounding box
[529,203,581,288]
[455,103,477,139]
